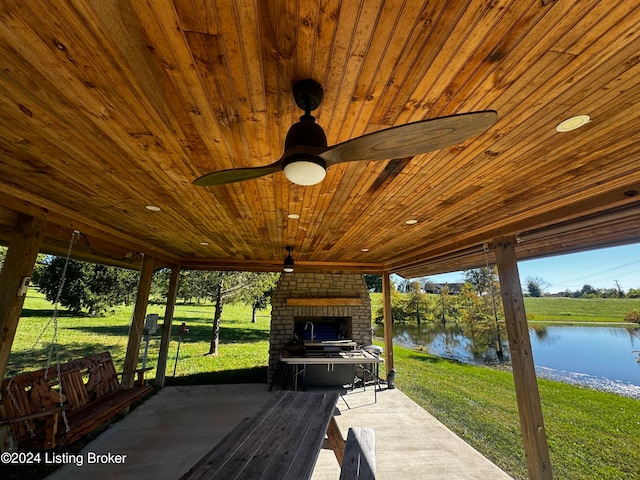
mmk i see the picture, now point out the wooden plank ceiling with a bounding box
[1,0,640,277]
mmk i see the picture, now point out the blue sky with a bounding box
[426,243,640,293]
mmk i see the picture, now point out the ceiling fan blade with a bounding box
[320,110,497,166]
[193,161,283,186]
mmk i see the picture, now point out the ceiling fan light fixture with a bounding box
[283,156,327,185]
[283,246,295,273]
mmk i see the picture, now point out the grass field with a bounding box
[6,289,270,382]
[524,296,639,322]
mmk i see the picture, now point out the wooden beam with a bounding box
[181,258,384,274]
[155,265,181,388]
[286,298,363,306]
[388,186,640,278]
[0,214,45,380]
[381,271,394,379]
[122,255,157,388]
[494,236,552,480]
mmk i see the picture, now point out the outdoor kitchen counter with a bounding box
[279,350,383,400]
[279,349,382,364]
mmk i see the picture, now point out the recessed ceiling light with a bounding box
[287,213,300,219]
[556,115,591,132]
[361,248,370,252]
[145,205,161,212]
[405,219,418,225]
[200,242,209,246]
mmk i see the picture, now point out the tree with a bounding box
[614,280,624,297]
[525,277,550,297]
[0,245,6,270]
[463,267,495,296]
[624,310,640,324]
[396,278,413,293]
[177,271,278,355]
[628,288,640,298]
[150,268,172,302]
[374,283,405,324]
[178,270,232,355]
[433,284,460,323]
[403,281,434,324]
[461,267,505,361]
[178,270,214,303]
[364,274,382,292]
[233,272,279,323]
[580,284,598,297]
[209,273,226,355]
[34,256,139,314]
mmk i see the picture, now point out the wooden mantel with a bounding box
[286,298,363,307]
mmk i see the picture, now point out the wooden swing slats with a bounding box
[1,352,152,450]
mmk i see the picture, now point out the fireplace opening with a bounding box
[293,316,352,341]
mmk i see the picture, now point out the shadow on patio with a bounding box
[41,383,511,480]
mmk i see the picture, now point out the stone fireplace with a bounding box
[269,273,373,381]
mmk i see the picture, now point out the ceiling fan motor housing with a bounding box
[283,116,329,185]
[284,117,328,150]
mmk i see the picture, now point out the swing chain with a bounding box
[5,379,36,440]
[11,230,79,440]
[48,231,79,434]
[45,230,80,375]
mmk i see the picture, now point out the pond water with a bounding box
[374,322,640,399]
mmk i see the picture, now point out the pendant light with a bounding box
[283,246,295,273]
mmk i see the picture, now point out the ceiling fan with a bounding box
[193,79,497,187]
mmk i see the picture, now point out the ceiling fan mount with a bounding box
[292,78,324,113]
[193,79,498,187]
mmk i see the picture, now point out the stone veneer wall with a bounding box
[268,273,372,382]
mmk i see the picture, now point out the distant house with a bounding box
[424,282,464,294]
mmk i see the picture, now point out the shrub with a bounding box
[623,310,640,324]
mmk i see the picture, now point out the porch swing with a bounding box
[0,232,153,451]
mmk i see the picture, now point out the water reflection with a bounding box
[529,324,549,342]
[373,322,511,365]
[377,322,640,398]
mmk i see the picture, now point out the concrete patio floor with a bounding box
[45,383,513,480]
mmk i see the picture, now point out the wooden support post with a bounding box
[381,271,394,377]
[0,214,45,380]
[494,236,552,480]
[122,255,156,388]
[155,265,180,388]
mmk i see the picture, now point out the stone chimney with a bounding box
[268,273,372,382]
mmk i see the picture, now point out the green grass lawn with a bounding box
[393,345,640,480]
[7,289,270,382]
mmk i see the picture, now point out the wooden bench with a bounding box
[339,427,376,480]
[1,352,153,450]
[180,390,344,480]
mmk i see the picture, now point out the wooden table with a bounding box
[180,391,344,480]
